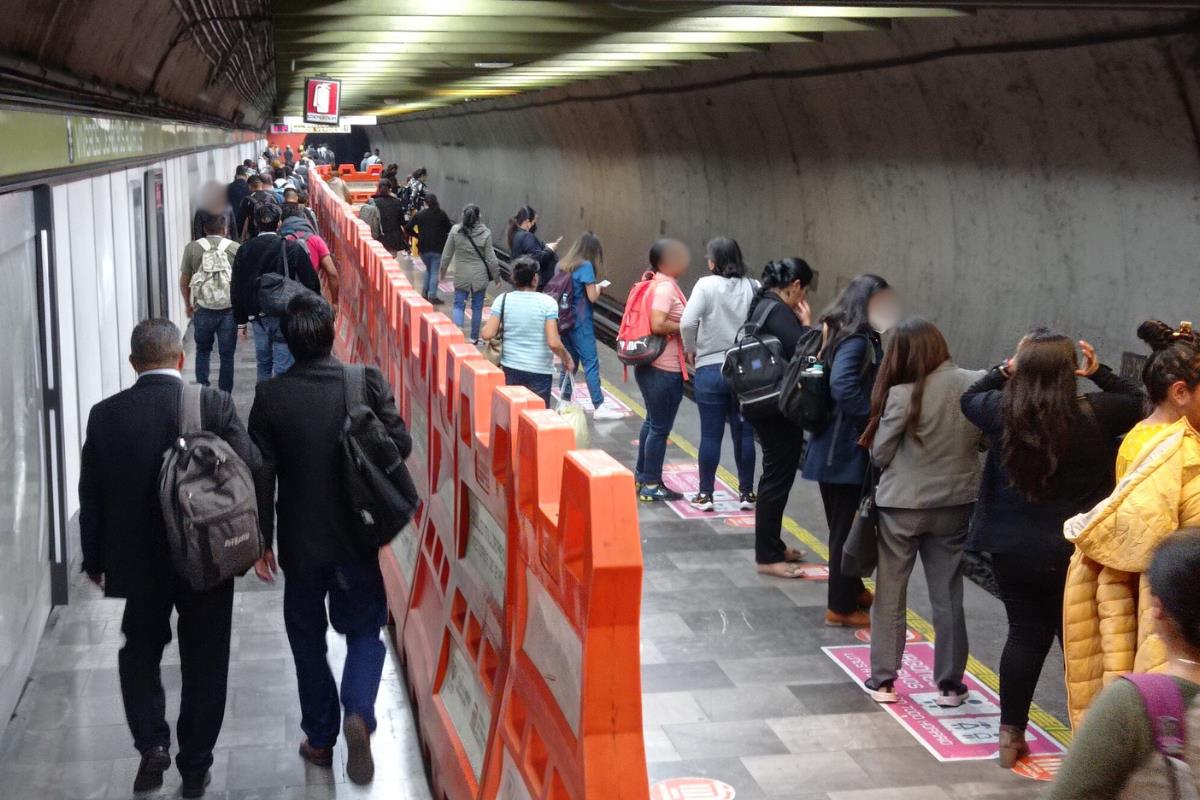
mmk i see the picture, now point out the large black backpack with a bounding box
[722,301,787,421]
[340,365,419,553]
[158,385,262,591]
[778,330,873,433]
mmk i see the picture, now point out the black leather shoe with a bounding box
[132,746,171,793]
[181,770,211,799]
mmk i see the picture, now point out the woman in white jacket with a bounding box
[680,237,760,511]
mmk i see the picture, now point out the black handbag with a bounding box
[841,466,880,578]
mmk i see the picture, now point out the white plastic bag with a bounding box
[555,370,590,449]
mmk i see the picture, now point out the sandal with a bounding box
[784,547,806,563]
[757,562,806,579]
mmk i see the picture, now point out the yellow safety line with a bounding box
[601,379,1073,747]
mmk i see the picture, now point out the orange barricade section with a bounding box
[307,170,649,800]
[368,163,384,175]
[338,163,355,175]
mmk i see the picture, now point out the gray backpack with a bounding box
[158,384,262,591]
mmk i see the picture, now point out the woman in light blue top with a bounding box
[481,256,574,407]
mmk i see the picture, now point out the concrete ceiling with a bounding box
[273,1,993,118]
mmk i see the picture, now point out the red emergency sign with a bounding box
[304,78,341,125]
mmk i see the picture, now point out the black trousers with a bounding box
[751,415,805,564]
[991,550,1069,730]
[118,578,235,776]
[819,482,867,614]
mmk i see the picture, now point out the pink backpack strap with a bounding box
[1124,673,1188,758]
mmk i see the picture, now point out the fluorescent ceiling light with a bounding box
[474,61,514,69]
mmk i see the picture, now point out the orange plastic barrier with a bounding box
[315,164,332,178]
[368,163,384,175]
[338,163,355,175]
[308,170,649,799]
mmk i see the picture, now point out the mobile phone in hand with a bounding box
[598,280,611,289]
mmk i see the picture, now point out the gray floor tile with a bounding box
[639,692,709,727]
[225,744,335,791]
[767,713,913,753]
[642,587,799,615]
[828,786,954,800]
[642,661,735,693]
[663,719,790,759]
[692,686,806,724]
[742,751,874,796]
[643,728,682,763]
[644,569,738,593]
[640,611,695,638]
[717,654,848,687]
[788,683,887,715]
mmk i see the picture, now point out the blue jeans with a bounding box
[562,325,604,408]
[453,288,486,340]
[193,307,237,392]
[503,366,552,408]
[634,365,684,485]
[283,560,388,749]
[422,252,441,299]
[252,316,293,381]
[693,364,756,494]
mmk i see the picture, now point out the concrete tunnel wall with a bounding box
[365,9,1200,369]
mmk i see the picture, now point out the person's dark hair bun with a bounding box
[1138,320,1178,352]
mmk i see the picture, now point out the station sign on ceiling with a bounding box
[304,78,341,125]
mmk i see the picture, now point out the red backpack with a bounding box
[616,272,688,379]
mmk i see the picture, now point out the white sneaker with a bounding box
[592,405,624,421]
[936,685,969,708]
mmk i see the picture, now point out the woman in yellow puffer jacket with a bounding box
[1063,321,1200,727]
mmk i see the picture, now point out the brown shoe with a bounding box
[824,609,871,628]
[298,739,333,768]
[857,589,875,610]
[998,724,1030,768]
[343,713,375,785]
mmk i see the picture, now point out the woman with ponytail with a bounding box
[745,258,814,578]
[1062,321,1200,735]
[441,204,501,343]
[962,329,1143,766]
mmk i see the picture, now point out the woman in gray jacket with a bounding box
[857,318,984,708]
[441,204,500,343]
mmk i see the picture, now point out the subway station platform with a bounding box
[0,258,1065,800]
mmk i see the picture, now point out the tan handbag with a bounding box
[483,294,504,366]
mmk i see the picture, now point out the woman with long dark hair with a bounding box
[802,274,897,627]
[858,318,983,706]
[559,232,622,420]
[962,330,1142,766]
[505,206,561,289]
[441,204,501,343]
[680,237,758,510]
[366,177,406,254]
[746,258,814,577]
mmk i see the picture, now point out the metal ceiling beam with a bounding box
[278,30,811,45]
[274,1,965,18]
[272,14,885,34]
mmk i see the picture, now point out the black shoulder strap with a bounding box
[463,228,494,281]
[180,383,204,435]
[748,298,775,330]
[344,364,367,417]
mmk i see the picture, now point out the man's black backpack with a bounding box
[340,365,419,553]
[722,301,787,421]
[257,237,319,317]
[159,385,262,591]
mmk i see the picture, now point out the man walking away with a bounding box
[79,319,260,798]
[227,166,251,234]
[181,213,239,392]
[249,294,411,785]
[231,203,319,381]
[407,192,451,304]
[281,203,340,307]
[238,174,278,241]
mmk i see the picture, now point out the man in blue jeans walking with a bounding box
[248,294,411,786]
[180,214,239,391]
[230,203,319,381]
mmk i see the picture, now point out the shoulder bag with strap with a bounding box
[340,365,419,553]
[841,464,880,579]
[257,236,318,317]
[191,237,234,310]
[158,384,262,591]
[484,293,506,366]
[462,227,495,282]
[1124,673,1200,800]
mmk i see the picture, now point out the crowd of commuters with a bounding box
[159,148,1200,793]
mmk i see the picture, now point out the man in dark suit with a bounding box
[79,319,260,798]
[248,294,410,786]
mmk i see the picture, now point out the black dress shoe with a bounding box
[181,769,211,799]
[132,746,171,793]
